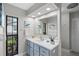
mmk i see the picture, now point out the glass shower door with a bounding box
[6,15,18,56]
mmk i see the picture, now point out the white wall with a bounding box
[61,12,70,50]
[4,3,27,55]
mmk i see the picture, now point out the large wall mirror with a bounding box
[35,11,59,39]
[39,16,57,36]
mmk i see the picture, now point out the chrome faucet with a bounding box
[49,35,57,42]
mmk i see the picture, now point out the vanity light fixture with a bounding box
[46,8,51,11]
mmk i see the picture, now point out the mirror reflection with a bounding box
[39,16,57,35]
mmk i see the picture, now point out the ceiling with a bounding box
[9,3,58,18]
[25,3,47,15]
[9,3,35,10]
[62,3,79,13]
[7,3,79,18]
[28,3,58,18]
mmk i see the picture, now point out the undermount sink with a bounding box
[39,38,55,45]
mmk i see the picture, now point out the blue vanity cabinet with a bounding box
[26,40,40,56]
[26,39,59,56]
[26,40,49,56]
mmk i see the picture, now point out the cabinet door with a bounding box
[29,41,33,48]
[29,47,33,56]
[34,50,39,56]
[33,43,39,56]
[26,45,30,56]
[34,44,39,51]
[40,47,49,56]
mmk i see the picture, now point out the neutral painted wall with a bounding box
[4,3,27,55]
[61,12,70,50]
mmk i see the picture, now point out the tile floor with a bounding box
[61,48,79,56]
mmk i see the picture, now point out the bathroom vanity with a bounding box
[25,37,59,56]
[24,10,60,56]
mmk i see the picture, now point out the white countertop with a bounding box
[26,37,60,50]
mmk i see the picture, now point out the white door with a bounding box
[71,12,79,52]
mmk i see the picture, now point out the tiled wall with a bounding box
[0,27,3,35]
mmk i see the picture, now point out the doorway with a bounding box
[70,12,79,53]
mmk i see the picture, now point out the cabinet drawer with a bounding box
[34,51,39,56]
[34,44,39,51]
[40,47,49,56]
[29,47,33,56]
[29,41,33,48]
